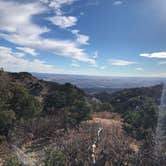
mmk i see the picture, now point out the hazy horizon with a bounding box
[34,72,166,90]
[34,71,166,79]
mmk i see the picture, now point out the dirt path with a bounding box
[88,112,140,153]
[92,117,121,126]
[88,112,122,129]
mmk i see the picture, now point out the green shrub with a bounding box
[43,83,91,126]
[9,84,41,119]
[122,97,158,140]
[45,149,65,166]
[0,80,41,136]
[0,111,15,136]
[5,156,20,166]
[68,101,91,126]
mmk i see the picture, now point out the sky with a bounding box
[0,0,166,77]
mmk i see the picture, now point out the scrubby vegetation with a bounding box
[0,72,91,134]
[44,149,65,166]
[43,83,91,126]
[5,157,20,166]
[95,85,162,140]
[0,71,165,165]
[0,78,41,136]
[122,97,158,140]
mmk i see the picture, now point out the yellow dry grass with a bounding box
[88,112,140,153]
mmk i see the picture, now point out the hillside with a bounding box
[95,85,163,140]
[0,71,165,165]
[2,71,84,100]
[0,70,92,131]
[95,84,162,105]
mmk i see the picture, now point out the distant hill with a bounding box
[95,84,163,140]
[95,84,163,105]
[33,73,166,94]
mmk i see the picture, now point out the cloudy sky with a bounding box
[0,0,166,77]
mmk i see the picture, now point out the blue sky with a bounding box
[0,0,166,77]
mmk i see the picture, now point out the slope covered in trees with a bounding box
[0,71,165,165]
[0,71,91,132]
[95,85,163,140]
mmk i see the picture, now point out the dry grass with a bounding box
[93,112,121,121]
[88,112,140,153]
[0,140,12,165]
[88,112,122,128]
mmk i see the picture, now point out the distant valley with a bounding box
[34,73,166,94]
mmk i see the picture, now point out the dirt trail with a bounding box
[8,112,139,165]
[89,112,140,153]
[88,112,122,128]
[92,117,121,126]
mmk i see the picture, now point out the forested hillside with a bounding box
[0,71,165,165]
[95,85,163,140]
[0,71,108,165]
[0,71,92,136]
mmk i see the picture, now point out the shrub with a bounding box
[45,149,66,166]
[0,111,15,136]
[9,84,41,119]
[0,80,41,136]
[5,156,20,166]
[122,97,158,140]
[68,101,91,126]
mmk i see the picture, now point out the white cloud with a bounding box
[0,0,95,64]
[41,0,77,29]
[12,51,25,58]
[0,0,48,36]
[136,67,144,71]
[40,0,76,15]
[111,59,137,66]
[76,34,89,45]
[16,47,38,56]
[113,1,123,5]
[71,60,80,67]
[48,15,77,29]
[140,52,166,58]
[158,61,166,65]
[71,29,79,34]
[0,46,58,73]
[1,33,95,64]
[71,29,89,45]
